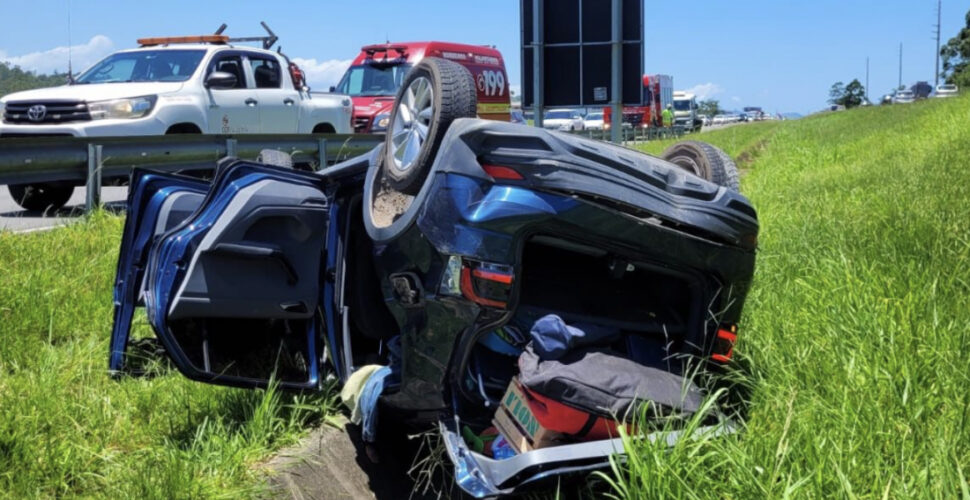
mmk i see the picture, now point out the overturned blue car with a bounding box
[108,58,758,497]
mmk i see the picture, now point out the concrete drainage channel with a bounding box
[266,418,444,500]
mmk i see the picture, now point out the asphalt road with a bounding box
[0,186,128,232]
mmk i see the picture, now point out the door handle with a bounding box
[208,242,297,284]
[245,98,258,106]
[283,98,295,106]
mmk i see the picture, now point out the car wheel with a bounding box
[382,57,477,195]
[8,182,75,212]
[660,141,740,191]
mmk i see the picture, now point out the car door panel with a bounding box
[110,169,208,373]
[143,162,330,390]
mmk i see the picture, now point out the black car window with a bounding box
[248,56,281,89]
[209,55,247,89]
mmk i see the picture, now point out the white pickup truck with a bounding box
[0,36,353,210]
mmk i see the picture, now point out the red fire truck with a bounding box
[603,74,673,129]
[334,42,511,134]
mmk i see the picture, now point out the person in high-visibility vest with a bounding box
[661,104,673,128]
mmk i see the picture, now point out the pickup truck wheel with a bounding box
[8,183,75,212]
[660,141,740,191]
[382,57,477,195]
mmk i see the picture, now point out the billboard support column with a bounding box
[532,0,544,128]
[610,0,623,143]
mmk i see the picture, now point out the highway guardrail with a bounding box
[0,133,382,211]
[567,125,686,142]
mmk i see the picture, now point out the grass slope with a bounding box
[612,98,970,497]
[0,213,333,498]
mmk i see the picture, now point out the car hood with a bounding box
[351,96,395,117]
[1,82,184,103]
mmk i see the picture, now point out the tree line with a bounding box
[0,62,69,98]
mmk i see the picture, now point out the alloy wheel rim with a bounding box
[671,154,702,177]
[390,76,434,172]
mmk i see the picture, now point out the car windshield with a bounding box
[673,100,691,111]
[939,85,957,91]
[586,113,603,120]
[76,50,205,84]
[335,63,412,97]
[546,110,573,119]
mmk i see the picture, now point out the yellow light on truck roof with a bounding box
[137,35,230,46]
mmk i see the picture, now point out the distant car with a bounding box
[934,84,958,98]
[892,90,915,104]
[881,94,894,105]
[583,112,604,130]
[542,109,584,131]
[510,109,526,124]
[910,81,933,100]
[712,114,730,125]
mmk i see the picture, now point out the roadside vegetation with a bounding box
[0,213,335,498]
[622,96,970,497]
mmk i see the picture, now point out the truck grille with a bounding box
[623,113,644,126]
[353,115,371,133]
[3,100,91,124]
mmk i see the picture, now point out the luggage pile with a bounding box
[487,314,706,455]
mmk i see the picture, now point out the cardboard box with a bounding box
[492,378,565,453]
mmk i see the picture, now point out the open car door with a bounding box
[110,169,208,373]
[133,161,332,391]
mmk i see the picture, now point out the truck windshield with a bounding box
[76,50,205,84]
[673,100,691,111]
[335,63,412,97]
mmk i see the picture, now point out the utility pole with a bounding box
[866,56,870,102]
[898,43,903,90]
[609,0,623,144]
[531,0,544,128]
[934,0,942,88]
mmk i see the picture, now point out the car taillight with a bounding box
[440,256,514,309]
[711,325,737,363]
[481,164,524,181]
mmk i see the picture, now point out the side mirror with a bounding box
[329,85,336,92]
[205,71,237,89]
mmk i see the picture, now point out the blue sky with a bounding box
[1,0,968,114]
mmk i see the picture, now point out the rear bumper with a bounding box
[432,119,758,251]
[441,418,736,497]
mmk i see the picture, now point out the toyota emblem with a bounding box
[27,104,47,122]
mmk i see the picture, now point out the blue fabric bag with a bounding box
[528,314,620,360]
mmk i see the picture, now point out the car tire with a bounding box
[382,57,477,195]
[255,149,294,169]
[8,182,75,212]
[660,141,740,191]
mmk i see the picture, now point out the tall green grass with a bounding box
[0,213,335,498]
[612,98,970,498]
